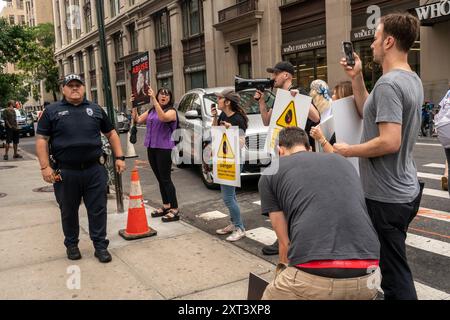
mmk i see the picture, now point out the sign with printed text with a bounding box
[212,126,241,187]
[131,52,150,107]
[332,96,363,174]
[265,89,311,155]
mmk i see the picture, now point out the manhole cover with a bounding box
[0,166,17,170]
[33,186,54,193]
[0,193,6,198]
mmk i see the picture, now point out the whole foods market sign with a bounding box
[282,36,326,55]
[414,1,450,26]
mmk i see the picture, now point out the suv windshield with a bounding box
[204,90,275,116]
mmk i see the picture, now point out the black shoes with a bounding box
[262,240,279,256]
[66,246,82,260]
[95,249,112,263]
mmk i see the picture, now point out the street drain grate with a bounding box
[0,166,17,170]
[33,186,54,193]
[0,193,6,198]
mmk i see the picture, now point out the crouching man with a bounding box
[259,127,381,300]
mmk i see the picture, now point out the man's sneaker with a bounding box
[3,155,8,160]
[262,240,279,255]
[66,246,82,260]
[94,249,112,263]
[216,224,235,235]
[226,228,246,242]
[13,154,23,159]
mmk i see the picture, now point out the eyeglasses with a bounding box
[159,90,170,96]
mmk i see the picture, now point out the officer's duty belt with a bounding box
[57,159,100,170]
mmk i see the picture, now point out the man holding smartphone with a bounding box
[334,13,423,300]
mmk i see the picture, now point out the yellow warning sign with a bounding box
[217,161,236,181]
[276,101,298,128]
[217,133,235,160]
[270,127,282,150]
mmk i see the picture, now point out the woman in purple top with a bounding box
[132,87,180,222]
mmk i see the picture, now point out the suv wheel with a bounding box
[199,142,219,190]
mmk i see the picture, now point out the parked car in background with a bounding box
[175,87,275,189]
[102,108,131,134]
[30,111,39,122]
[0,108,35,138]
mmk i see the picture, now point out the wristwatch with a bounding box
[116,156,126,161]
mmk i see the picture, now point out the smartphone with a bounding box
[211,103,217,115]
[342,41,355,67]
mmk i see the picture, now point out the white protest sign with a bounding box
[265,89,312,155]
[212,126,241,187]
[315,115,335,153]
[332,96,363,174]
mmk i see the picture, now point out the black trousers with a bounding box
[446,148,450,196]
[54,164,109,250]
[366,190,423,300]
[147,148,178,208]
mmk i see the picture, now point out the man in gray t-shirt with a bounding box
[334,13,423,300]
[259,127,380,300]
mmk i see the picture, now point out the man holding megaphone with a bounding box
[253,61,321,257]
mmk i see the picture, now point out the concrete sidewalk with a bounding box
[0,150,274,300]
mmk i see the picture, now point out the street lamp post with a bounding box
[95,0,124,213]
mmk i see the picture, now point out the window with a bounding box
[155,10,170,48]
[117,85,127,112]
[91,89,98,103]
[9,15,15,25]
[237,43,252,79]
[84,1,92,32]
[88,46,95,71]
[68,57,75,73]
[6,1,13,8]
[128,0,135,6]
[284,48,327,90]
[128,24,138,52]
[74,0,81,38]
[65,0,72,43]
[16,0,24,10]
[113,33,124,61]
[110,0,120,18]
[77,52,84,75]
[185,71,207,91]
[178,94,195,113]
[182,0,204,38]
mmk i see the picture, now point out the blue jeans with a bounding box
[220,164,244,230]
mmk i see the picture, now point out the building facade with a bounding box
[52,0,450,111]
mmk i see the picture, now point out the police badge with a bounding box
[86,108,94,116]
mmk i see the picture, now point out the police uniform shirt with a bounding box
[37,98,114,164]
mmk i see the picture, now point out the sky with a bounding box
[0,1,5,13]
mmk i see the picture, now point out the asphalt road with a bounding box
[15,123,450,297]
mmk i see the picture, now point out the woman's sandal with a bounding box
[151,207,170,218]
[162,209,180,223]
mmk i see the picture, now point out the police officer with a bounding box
[36,74,126,263]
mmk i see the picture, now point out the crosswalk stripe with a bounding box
[253,201,261,205]
[414,281,450,300]
[416,143,442,147]
[418,208,450,223]
[417,172,442,180]
[406,233,450,258]
[424,163,446,169]
[196,211,228,221]
[423,188,450,199]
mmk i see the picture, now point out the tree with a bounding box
[17,23,59,102]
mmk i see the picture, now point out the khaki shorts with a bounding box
[262,265,380,300]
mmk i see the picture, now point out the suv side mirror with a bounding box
[185,110,201,120]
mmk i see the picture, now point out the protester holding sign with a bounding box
[310,81,354,153]
[334,13,423,300]
[132,88,180,223]
[435,85,450,194]
[212,89,248,242]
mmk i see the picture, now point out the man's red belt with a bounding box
[297,260,379,269]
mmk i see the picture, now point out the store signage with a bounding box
[351,27,376,41]
[414,1,450,25]
[282,36,326,55]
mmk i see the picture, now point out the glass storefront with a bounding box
[283,47,327,90]
[353,39,420,92]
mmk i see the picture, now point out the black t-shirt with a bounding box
[218,112,248,135]
[37,98,114,164]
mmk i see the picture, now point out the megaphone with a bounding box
[235,76,274,92]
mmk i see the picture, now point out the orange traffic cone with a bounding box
[119,166,157,240]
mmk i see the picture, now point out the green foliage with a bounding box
[0,73,29,108]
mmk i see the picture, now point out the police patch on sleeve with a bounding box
[86,108,94,117]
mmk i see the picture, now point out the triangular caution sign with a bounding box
[217,133,235,159]
[276,101,298,128]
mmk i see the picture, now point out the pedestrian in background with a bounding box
[334,13,423,300]
[212,89,248,242]
[36,74,126,263]
[132,87,181,222]
[2,100,22,160]
[435,85,450,194]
